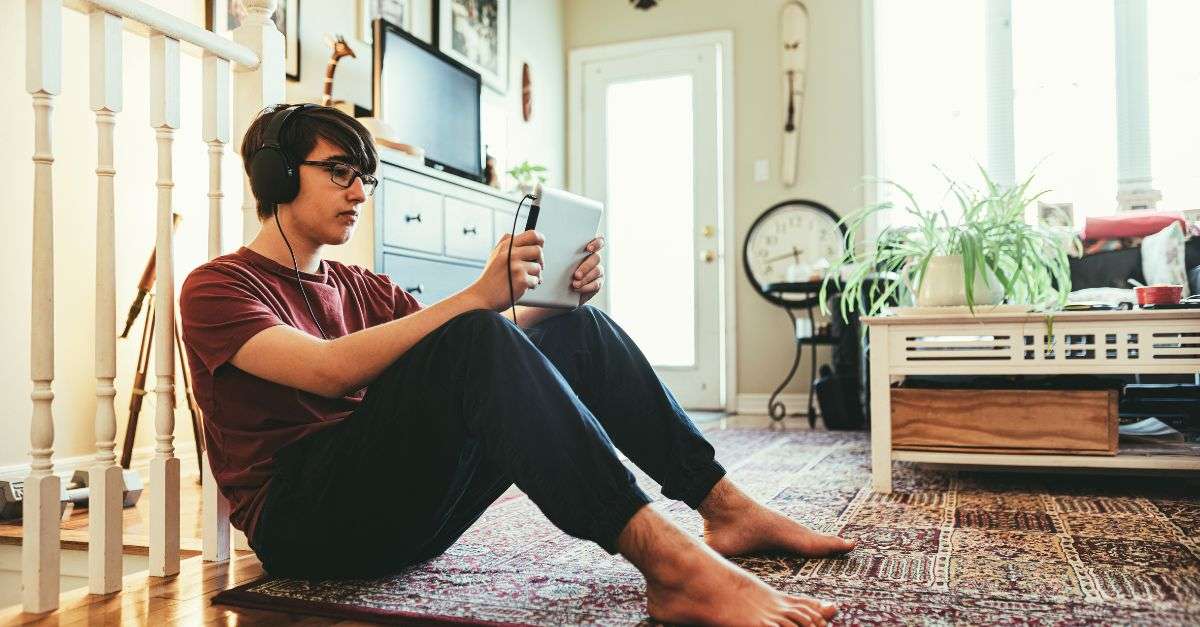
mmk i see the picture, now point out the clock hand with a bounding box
[764,249,805,264]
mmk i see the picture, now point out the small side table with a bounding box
[762,282,840,428]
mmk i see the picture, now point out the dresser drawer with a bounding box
[444,197,494,261]
[493,204,532,242]
[381,252,481,306]
[381,179,444,254]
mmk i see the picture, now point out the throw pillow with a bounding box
[1140,222,1191,297]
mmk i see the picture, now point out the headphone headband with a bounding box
[262,103,316,151]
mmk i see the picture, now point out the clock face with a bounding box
[745,203,844,291]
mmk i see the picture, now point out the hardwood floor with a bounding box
[0,472,207,557]
[0,413,811,625]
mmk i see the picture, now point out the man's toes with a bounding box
[809,534,855,555]
[831,535,856,552]
[784,605,823,626]
[790,596,838,619]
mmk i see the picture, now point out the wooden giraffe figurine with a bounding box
[323,34,357,107]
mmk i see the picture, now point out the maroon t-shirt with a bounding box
[179,247,422,541]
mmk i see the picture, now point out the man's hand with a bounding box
[572,235,605,305]
[466,230,545,311]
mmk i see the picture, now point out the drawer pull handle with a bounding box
[462,226,477,235]
[404,213,422,223]
[405,284,425,294]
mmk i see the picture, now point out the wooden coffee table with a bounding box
[863,308,1200,493]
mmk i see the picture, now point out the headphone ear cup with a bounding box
[249,147,301,204]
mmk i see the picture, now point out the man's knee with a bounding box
[566,304,607,327]
[444,309,534,355]
[447,308,515,333]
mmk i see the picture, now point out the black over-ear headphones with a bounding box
[249,103,317,205]
[247,103,332,342]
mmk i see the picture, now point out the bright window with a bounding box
[874,0,987,220]
[1148,0,1200,212]
[872,0,1200,225]
[1011,0,1116,219]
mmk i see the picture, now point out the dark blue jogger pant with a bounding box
[251,305,727,579]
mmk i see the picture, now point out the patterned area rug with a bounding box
[214,429,1200,625]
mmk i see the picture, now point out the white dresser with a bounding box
[369,149,527,305]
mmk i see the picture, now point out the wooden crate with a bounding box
[890,388,1119,455]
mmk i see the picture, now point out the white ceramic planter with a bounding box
[915,254,1001,307]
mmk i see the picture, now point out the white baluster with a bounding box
[205,54,230,260]
[233,0,285,244]
[149,32,181,578]
[89,8,124,595]
[201,52,233,563]
[24,0,62,614]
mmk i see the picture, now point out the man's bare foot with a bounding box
[699,478,856,558]
[619,505,837,627]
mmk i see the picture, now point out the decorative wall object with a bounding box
[359,0,412,44]
[209,0,300,81]
[780,1,809,186]
[521,62,532,122]
[437,0,509,93]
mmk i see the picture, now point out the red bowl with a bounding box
[1135,284,1183,306]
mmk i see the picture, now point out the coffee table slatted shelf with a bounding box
[863,309,1200,493]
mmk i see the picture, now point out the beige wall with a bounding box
[0,0,565,470]
[564,0,865,400]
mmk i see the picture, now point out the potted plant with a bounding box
[507,160,548,196]
[820,167,1080,320]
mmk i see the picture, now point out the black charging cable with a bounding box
[274,204,330,340]
[508,194,538,325]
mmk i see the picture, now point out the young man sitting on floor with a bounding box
[180,103,856,627]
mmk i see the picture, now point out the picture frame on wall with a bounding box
[359,0,412,44]
[436,0,508,93]
[207,0,301,81]
[1037,201,1075,229]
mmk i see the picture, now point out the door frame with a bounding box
[568,31,738,413]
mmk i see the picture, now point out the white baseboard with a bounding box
[0,445,200,484]
[735,392,820,417]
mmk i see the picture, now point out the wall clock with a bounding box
[743,199,845,308]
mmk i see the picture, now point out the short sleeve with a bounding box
[358,264,424,319]
[392,281,424,319]
[180,264,285,375]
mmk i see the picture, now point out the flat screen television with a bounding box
[372,19,483,182]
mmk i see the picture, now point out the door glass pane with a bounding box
[605,74,695,367]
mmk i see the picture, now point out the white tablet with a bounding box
[516,187,605,309]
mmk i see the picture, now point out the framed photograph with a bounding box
[1038,201,1075,229]
[437,0,508,93]
[359,0,412,44]
[207,0,301,82]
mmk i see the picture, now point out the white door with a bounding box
[573,36,731,410]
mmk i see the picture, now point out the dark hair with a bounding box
[241,104,378,221]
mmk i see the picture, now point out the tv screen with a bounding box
[372,19,483,181]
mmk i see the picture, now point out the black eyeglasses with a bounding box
[300,160,379,196]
